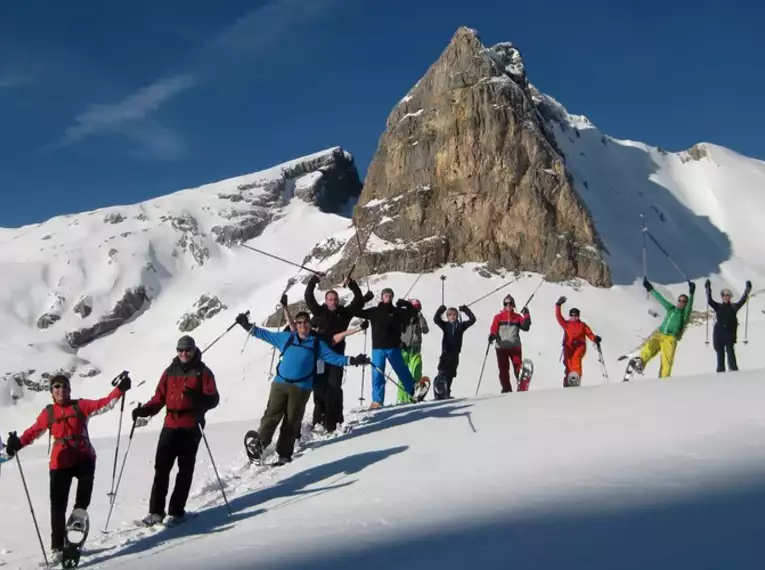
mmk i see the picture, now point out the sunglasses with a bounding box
[52,383,69,390]
[177,347,194,353]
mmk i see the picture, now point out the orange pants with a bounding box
[563,345,586,386]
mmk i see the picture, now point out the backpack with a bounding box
[45,400,88,455]
[276,334,321,383]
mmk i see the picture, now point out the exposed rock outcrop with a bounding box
[66,286,150,348]
[177,294,228,332]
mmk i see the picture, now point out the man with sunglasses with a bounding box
[705,279,752,372]
[632,277,695,378]
[555,296,601,387]
[489,294,531,392]
[132,335,219,527]
[235,310,369,464]
[4,372,131,564]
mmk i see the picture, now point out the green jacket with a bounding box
[652,289,694,339]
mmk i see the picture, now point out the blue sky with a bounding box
[1,0,762,227]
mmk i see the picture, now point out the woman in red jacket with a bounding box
[555,296,601,386]
[4,372,130,562]
[489,295,531,392]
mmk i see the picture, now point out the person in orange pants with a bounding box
[555,296,601,387]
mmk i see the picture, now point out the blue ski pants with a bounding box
[371,348,415,405]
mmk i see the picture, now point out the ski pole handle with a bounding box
[111,370,129,387]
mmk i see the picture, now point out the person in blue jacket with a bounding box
[235,310,368,464]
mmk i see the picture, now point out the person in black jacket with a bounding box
[705,279,752,372]
[304,274,366,432]
[351,287,417,409]
[432,305,477,399]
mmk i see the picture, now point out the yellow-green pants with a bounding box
[398,348,422,403]
[638,332,678,378]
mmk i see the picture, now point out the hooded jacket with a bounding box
[352,300,416,350]
[400,311,430,350]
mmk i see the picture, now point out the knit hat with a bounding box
[569,307,581,317]
[176,335,196,351]
[409,298,422,310]
[503,295,515,306]
[49,373,71,392]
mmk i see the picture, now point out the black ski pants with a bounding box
[713,329,738,372]
[49,458,95,550]
[149,427,201,518]
[312,363,345,431]
[435,351,460,399]
[259,381,311,459]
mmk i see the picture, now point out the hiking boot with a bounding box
[50,550,63,564]
[368,402,382,410]
[140,513,164,527]
[165,514,186,527]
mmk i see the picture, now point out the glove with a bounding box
[308,273,321,284]
[458,305,468,312]
[132,406,151,422]
[280,294,288,306]
[349,354,370,366]
[643,277,653,291]
[555,296,566,306]
[521,307,530,315]
[116,374,131,393]
[5,431,21,457]
[235,312,252,331]
[594,335,602,344]
[183,388,204,409]
[746,280,752,291]
[363,290,374,302]
[688,281,696,294]
[704,279,711,290]
[359,320,369,331]
[488,334,496,344]
[396,298,408,308]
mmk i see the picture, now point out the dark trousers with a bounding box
[259,382,312,459]
[312,364,345,431]
[49,458,95,550]
[713,331,738,372]
[149,427,201,517]
[496,347,522,392]
[435,351,460,399]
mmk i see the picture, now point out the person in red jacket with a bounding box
[489,294,531,392]
[132,335,219,527]
[4,372,130,562]
[555,296,602,386]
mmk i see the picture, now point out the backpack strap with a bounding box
[276,334,321,383]
[47,400,89,455]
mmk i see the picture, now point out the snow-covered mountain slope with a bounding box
[1,371,763,569]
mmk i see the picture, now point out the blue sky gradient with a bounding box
[1,0,762,227]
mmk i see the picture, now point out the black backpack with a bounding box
[45,400,88,454]
[276,334,321,383]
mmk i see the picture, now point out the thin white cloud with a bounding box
[122,122,187,162]
[0,71,35,88]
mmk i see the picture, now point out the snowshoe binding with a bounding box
[244,430,264,464]
[565,371,581,387]
[61,508,88,568]
[414,376,431,402]
[433,374,449,400]
[518,359,534,392]
[623,357,643,382]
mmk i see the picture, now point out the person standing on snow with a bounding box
[4,373,131,563]
[634,278,695,378]
[488,295,531,392]
[555,297,601,386]
[398,299,429,404]
[235,310,369,463]
[350,288,418,409]
[304,273,366,433]
[132,335,219,527]
[432,304,476,399]
[705,279,752,372]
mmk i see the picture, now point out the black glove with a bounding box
[488,334,496,344]
[396,298,408,308]
[688,281,696,294]
[704,279,711,290]
[5,431,21,457]
[363,290,374,302]
[235,312,252,331]
[132,406,151,422]
[359,320,369,331]
[349,354,370,366]
[458,305,468,312]
[308,273,320,285]
[594,335,602,344]
[280,294,288,306]
[116,374,131,393]
[555,296,566,306]
[184,388,204,409]
[746,280,752,291]
[521,307,530,315]
[643,277,653,291]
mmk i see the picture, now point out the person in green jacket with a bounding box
[636,277,695,378]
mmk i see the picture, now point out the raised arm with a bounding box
[78,386,123,418]
[460,305,477,329]
[318,339,350,368]
[346,278,365,311]
[734,281,752,311]
[304,274,323,315]
[433,305,447,331]
[705,281,720,310]
[283,306,296,332]
[554,303,567,328]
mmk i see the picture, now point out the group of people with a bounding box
[1,272,753,564]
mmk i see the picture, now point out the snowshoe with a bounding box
[61,508,88,568]
[518,359,534,392]
[135,512,164,528]
[244,430,263,464]
[433,374,449,400]
[623,357,643,382]
[414,376,431,402]
[565,371,581,387]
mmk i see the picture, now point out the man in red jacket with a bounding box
[4,372,130,563]
[489,294,531,392]
[132,335,219,527]
[555,296,601,386]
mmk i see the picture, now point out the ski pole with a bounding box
[521,254,563,310]
[744,300,750,345]
[705,301,710,345]
[466,276,522,308]
[240,244,322,275]
[474,342,492,396]
[403,271,425,299]
[370,364,415,403]
[641,214,648,301]
[440,275,446,306]
[359,328,368,405]
[103,419,138,533]
[15,454,48,567]
[349,226,372,292]
[198,423,232,515]
[596,343,609,383]
[644,229,689,281]
[203,311,249,355]
[106,371,129,505]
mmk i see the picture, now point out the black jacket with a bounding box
[304,276,364,355]
[433,306,476,355]
[707,287,750,342]
[352,300,416,350]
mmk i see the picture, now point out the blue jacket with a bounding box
[252,327,348,391]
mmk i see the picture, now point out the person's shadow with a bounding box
[82,445,408,567]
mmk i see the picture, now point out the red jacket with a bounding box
[556,305,595,349]
[143,355,219,429]
[19,387,122,470]
[490,309,530,349]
